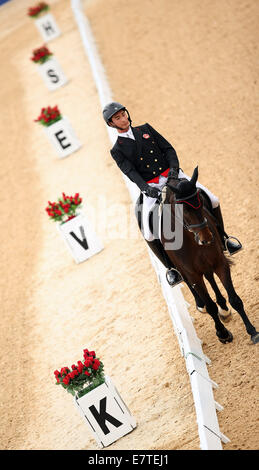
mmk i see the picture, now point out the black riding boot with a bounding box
[212,206,242,255]
[145,239,183,287]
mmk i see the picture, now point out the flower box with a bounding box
[54,349,136,448]
[57,213,103,264]
[43,115,81,158]
[37,56,68,91]
[28,2,49,18]
[74,375,136,448]
[34,12,61,42]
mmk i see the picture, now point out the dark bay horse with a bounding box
[161,166,258,344]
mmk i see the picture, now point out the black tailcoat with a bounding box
[110,123,179,191]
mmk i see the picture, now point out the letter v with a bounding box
[69,226,89,250]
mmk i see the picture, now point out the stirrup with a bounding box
[166,268,183,287]
[224,236,243,256]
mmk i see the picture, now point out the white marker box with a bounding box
[44,116,81,158]
[37,56,68,91]
[74,376,136,448]
[57,213,103,264]
[35,13,61,42]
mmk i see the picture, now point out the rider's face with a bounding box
[110,109,130,132]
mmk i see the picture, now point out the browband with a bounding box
[175,190,202,210]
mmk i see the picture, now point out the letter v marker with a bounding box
[69,225,89,250]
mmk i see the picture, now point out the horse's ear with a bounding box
[190,166,198,186]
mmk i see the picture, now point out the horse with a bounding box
[161,166,259,344]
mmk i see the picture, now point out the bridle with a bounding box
[165,183,213,245]
[174,189,208,233]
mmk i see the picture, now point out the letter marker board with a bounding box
[74,376,136,447]
[44,117,81,158]
[35,13,61,42]
[57,214,103,263]
[37,57,68,91]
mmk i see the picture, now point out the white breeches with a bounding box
[142,169,219,241]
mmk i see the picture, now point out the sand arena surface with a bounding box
[0,0,258,450]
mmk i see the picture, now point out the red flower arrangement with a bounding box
[34,105,62,126]
[31,45,53,64]
[28,2,49,17]
[46,192,82,224]
[54,349,105,397]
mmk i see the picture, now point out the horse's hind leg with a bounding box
[204,273,232,322]
[215,264,259,344]
[190,277,233,344]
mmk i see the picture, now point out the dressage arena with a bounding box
[1,0,258,450]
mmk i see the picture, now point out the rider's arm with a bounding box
[145,123,179,170]
[110,148,148,192]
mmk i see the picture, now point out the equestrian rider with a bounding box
[103,102,242,287]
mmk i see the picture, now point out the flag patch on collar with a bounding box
[143,133,150,139]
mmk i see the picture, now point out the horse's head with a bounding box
[166,166,213,245]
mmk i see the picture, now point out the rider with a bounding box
[103,101,242,287]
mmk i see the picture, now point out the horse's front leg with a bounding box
[183,277,205,310]
[191,276,233,344]
[215,264,259,344]
[204,273,232,323]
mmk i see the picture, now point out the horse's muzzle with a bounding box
[195,232,214,245]
[186,217,214,246]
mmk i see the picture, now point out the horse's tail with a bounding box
[226,256,234,268]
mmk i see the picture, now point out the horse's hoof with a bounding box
[216,329,233,344]
[197,306,207,314]
[218,306,232,323]
[251,332,259,344]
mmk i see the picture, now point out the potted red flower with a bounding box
[31,45,53,64]
[28,2,49,18]
[54,348,105,398]
[45,192,82,224]
[34,105,62,127]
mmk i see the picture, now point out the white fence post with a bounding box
[71,0,230,450]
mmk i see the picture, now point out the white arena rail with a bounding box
[71,0,230,450]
